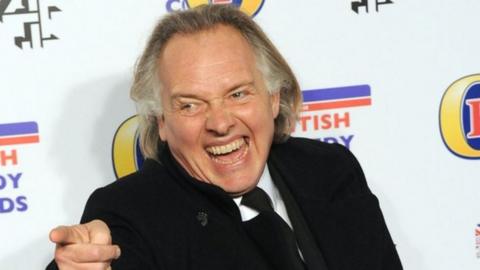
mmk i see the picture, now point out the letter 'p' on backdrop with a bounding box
[1,1,479,269]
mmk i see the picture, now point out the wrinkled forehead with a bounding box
[156,25,259,92]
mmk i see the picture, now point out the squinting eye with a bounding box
[231,90,246,99]
[179,103,202,115]
[181,103,194,110]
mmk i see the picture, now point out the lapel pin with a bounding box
[196,211,208,226]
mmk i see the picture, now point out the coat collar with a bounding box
[155,143,242,220]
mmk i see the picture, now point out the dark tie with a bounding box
[241,187,306,270]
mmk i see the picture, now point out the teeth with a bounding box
[206,138,244,155]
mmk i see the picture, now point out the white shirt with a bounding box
[232,165,293,228]
[232,165,304,259]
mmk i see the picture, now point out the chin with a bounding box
[218,179,256,196]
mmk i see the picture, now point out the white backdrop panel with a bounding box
[0,1,479,269]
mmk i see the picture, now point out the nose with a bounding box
[205,105,235,136]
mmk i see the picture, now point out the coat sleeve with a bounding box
[79,187,160,270]
[44,186,159,270]
[273,138,403,270]
[332,144,403,270]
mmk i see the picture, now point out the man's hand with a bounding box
[49,219,121,270]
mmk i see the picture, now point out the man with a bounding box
[48,5,402,270]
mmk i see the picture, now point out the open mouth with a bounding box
[205,137,249,164]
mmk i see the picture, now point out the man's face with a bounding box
[157,25,280,196]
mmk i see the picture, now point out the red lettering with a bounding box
[313,115,319,130]
[466,98,480,138]
[299,115,311,132]
[320,115,332,129]
[299,112,352,132]
[334,112,350,128]
[0,149,18,166]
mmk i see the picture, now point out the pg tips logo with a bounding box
[439,74,480,159]
[166,0,265,17]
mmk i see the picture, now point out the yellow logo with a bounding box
[439,74,480,159]
[185,0,265,17]
[111,116,143,178]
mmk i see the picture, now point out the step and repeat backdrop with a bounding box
[1,0,479,269]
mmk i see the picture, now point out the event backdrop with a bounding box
[1,0,479,269]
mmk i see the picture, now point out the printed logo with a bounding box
[351,0,393,14]
[111,116,144,178]
[301,85,371,112]
[0,121,40,214]
[476,224,480,259]
[0,0,61,49]
[166,0,265,17]
[293,84,372,149]
[0,121,39,147]
[439,74,480,159]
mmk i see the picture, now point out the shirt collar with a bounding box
[233,164,277,209]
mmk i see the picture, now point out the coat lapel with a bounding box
[268,158,329,270]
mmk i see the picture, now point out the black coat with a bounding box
[47,137,402,270]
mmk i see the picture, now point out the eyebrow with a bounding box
[228,82,255,92]
[170,81,255,101]
[170,93,203,101]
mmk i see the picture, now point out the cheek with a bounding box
[236,103,275,133]
[240,97,273,116]
[164,116,205,143]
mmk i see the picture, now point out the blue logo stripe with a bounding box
[0,122,38,137]
[302,85,371,102]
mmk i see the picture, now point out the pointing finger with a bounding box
[49,225,89,245]
[56,243,121,263]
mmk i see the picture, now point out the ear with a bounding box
[157,115,167,141]
[270,92,280,119]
